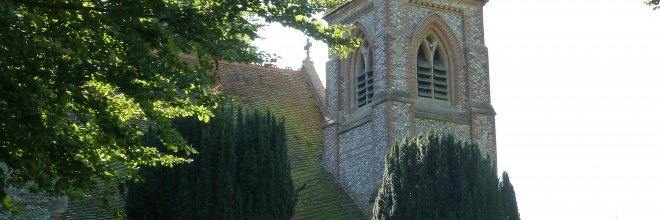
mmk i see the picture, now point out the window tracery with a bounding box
[417,33,448,100]
[355,39,373,107]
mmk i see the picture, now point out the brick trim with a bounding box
[341,50,351,114]
[449,0,487,7]
[214,61,303,75]
[408,0,464,14]
[347,22,376,112]
[323,0,372,23]
[409,13,465,106]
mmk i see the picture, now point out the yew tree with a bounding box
[0,0,355,207]
[373,132,520,220]
[500,171,521,220]
[126,107,295,220]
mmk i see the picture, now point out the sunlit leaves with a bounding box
[0,0,354,214]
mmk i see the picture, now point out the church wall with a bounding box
[371,101,415,190]
[340,54,350,114]
[409,7,464,45]
[467,46,490,102]
[473,113,497,160]
[323,126,338,176]
[415,118,471,141]
[0,187,51,220]
[461,5,497,161]
[372,34,387,95]
[357,11,375,35]
[387,34,410,92]
[322,0,495,216]
[466,10,485,44]
[325,58,340,116]
[391,103,413,147]
[371,103,388,189]
[337,122,374,211]
[406,9,468,109]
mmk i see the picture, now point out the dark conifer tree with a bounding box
[373,131,515,220]
[500,171,521,220]
[125,106,294,219]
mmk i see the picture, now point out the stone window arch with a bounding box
[417,29,449,101]
[353,35,374,108]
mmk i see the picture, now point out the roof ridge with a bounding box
[219,61,303,75]
[177,53,303,75]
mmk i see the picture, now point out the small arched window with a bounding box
[417,33,448,100]
[355,39,373,108]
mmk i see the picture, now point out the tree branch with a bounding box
[13,0,109,12]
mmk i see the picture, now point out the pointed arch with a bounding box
[351,22,375,108]
[410,13,464,104]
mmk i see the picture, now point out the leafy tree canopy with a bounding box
[0,0,356,208]
[647,0,660,10]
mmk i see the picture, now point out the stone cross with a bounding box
[304,38,312,59]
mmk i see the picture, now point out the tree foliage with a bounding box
[125,106,295,219]
[373,132,520,220]
[0,0,355,207]
[647,0,660,10]
[500,171,520,220]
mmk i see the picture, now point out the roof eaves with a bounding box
[217,61,303,75]
[323,0,359,21]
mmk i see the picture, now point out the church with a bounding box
[3,0,495,219]
[320,0,495,213]
[214,0,496,216]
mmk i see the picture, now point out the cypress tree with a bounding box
[500,171,521,220]
[125,106,294,219]
[373,131,510,220]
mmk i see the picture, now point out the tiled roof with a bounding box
[62,185,124,219]
[215,61,365,219]
[40,58,363,219]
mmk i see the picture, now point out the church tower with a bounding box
[321,0,496,213]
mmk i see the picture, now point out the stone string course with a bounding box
[415,118,471,141]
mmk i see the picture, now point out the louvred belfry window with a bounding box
[356,41,373,107]
[417,34,448,100]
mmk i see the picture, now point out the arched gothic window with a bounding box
[417,33,448,100]
[355,40,373,107]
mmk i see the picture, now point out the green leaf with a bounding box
[0,0,355,214]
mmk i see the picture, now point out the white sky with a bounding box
[254,1,660,219]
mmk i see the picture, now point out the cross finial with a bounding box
[304,38,312,60]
